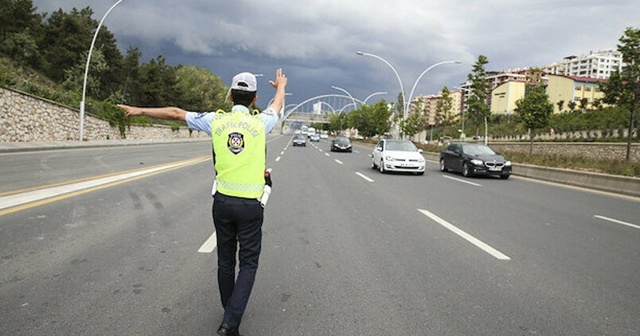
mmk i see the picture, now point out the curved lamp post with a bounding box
[80,0,127,141]
[356,51,405,114]
[363,91,387,105]
[358,51,461,139]
[331,86,357,110]
[405,60,461,119]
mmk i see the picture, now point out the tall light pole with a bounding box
[80,0,126,141]
[363,91,387,105]
[331,86,357,111]
[357,51,461,139]
[356,51,405,113]
[406,60,461,119]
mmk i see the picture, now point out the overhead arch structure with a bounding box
[283,94,366,124]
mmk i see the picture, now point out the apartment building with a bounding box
[543,49,623,79]
[411,90,464,126]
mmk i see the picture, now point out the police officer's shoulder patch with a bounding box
[227,132,244,155]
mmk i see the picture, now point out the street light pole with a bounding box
[358,51,461,140]
[80,0,126,141]
[406,60,461,120]
[356,51,405,117]
[363,91,387,105]
[331,86,357,111]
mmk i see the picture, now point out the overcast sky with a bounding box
[32,0,639,110]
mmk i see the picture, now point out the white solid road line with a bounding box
[198,232,218,253]
[594,215,640,230]
[418,209,511,260]
[356,172,375,183]
[0,158,205,210]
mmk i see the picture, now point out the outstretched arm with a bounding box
[118,105,187,121]
[268,68,288,116]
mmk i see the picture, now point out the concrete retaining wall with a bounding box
[0,86,207,142]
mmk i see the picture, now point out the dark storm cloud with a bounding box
[32,0,640,108]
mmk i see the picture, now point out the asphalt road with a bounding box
[1,137,639,335]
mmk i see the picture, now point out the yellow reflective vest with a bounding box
[211,109,266,198]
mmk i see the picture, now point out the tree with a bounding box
[579,98,589,112]
[436,87,455,138]
[568,100,577,112]
[601,27,640,163]
[328,112,349,133]
[137,56,179,107]
[556,100,565,113]
[466,55,491,135]
[39,7,96,82]
[515,69,554,154]
[399,110,427,140]
[348,100,391,138]
[174,65,228,111]
[121,47,143,104]
[0,0,44,66]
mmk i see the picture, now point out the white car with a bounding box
[370,139,425,175]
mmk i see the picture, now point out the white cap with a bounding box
[230,72,257,92]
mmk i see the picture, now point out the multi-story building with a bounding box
[543,49,623,79]
[411,90,464,126]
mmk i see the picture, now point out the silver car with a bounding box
[370,139,425,175]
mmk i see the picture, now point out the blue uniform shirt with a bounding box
[185,105,279,135]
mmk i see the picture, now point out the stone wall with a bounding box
[0,86,207,142]
[488,142,640,162]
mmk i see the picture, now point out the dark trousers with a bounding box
[212,192,264,328]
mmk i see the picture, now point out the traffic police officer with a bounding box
[119,68,287,336]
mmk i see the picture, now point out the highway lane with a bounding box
[1,136,639,335]
[0,141,212,194]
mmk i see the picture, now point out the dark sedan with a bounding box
[330,136,352,152]
[292,134,307,147]
[440,142,512,179]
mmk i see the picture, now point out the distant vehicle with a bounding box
[309,134,320,142]
[307,127,316,138]
[370,139,425,175]
[330,136,352,152]
[439,142,512,179]
[320,130,329,139]
[292,134,307,147]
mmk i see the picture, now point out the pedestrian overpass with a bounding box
[276,94,365,133]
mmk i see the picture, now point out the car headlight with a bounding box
[470,159,484,166]
[417,157,425,163]
[385,155,395,161]
[505,161,512,166]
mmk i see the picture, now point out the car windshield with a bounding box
[335,137,350,144]
[462,144,496,155]
[294,135,305,140]
[385,141,418,152]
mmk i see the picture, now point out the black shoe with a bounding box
[217,323,240,336]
